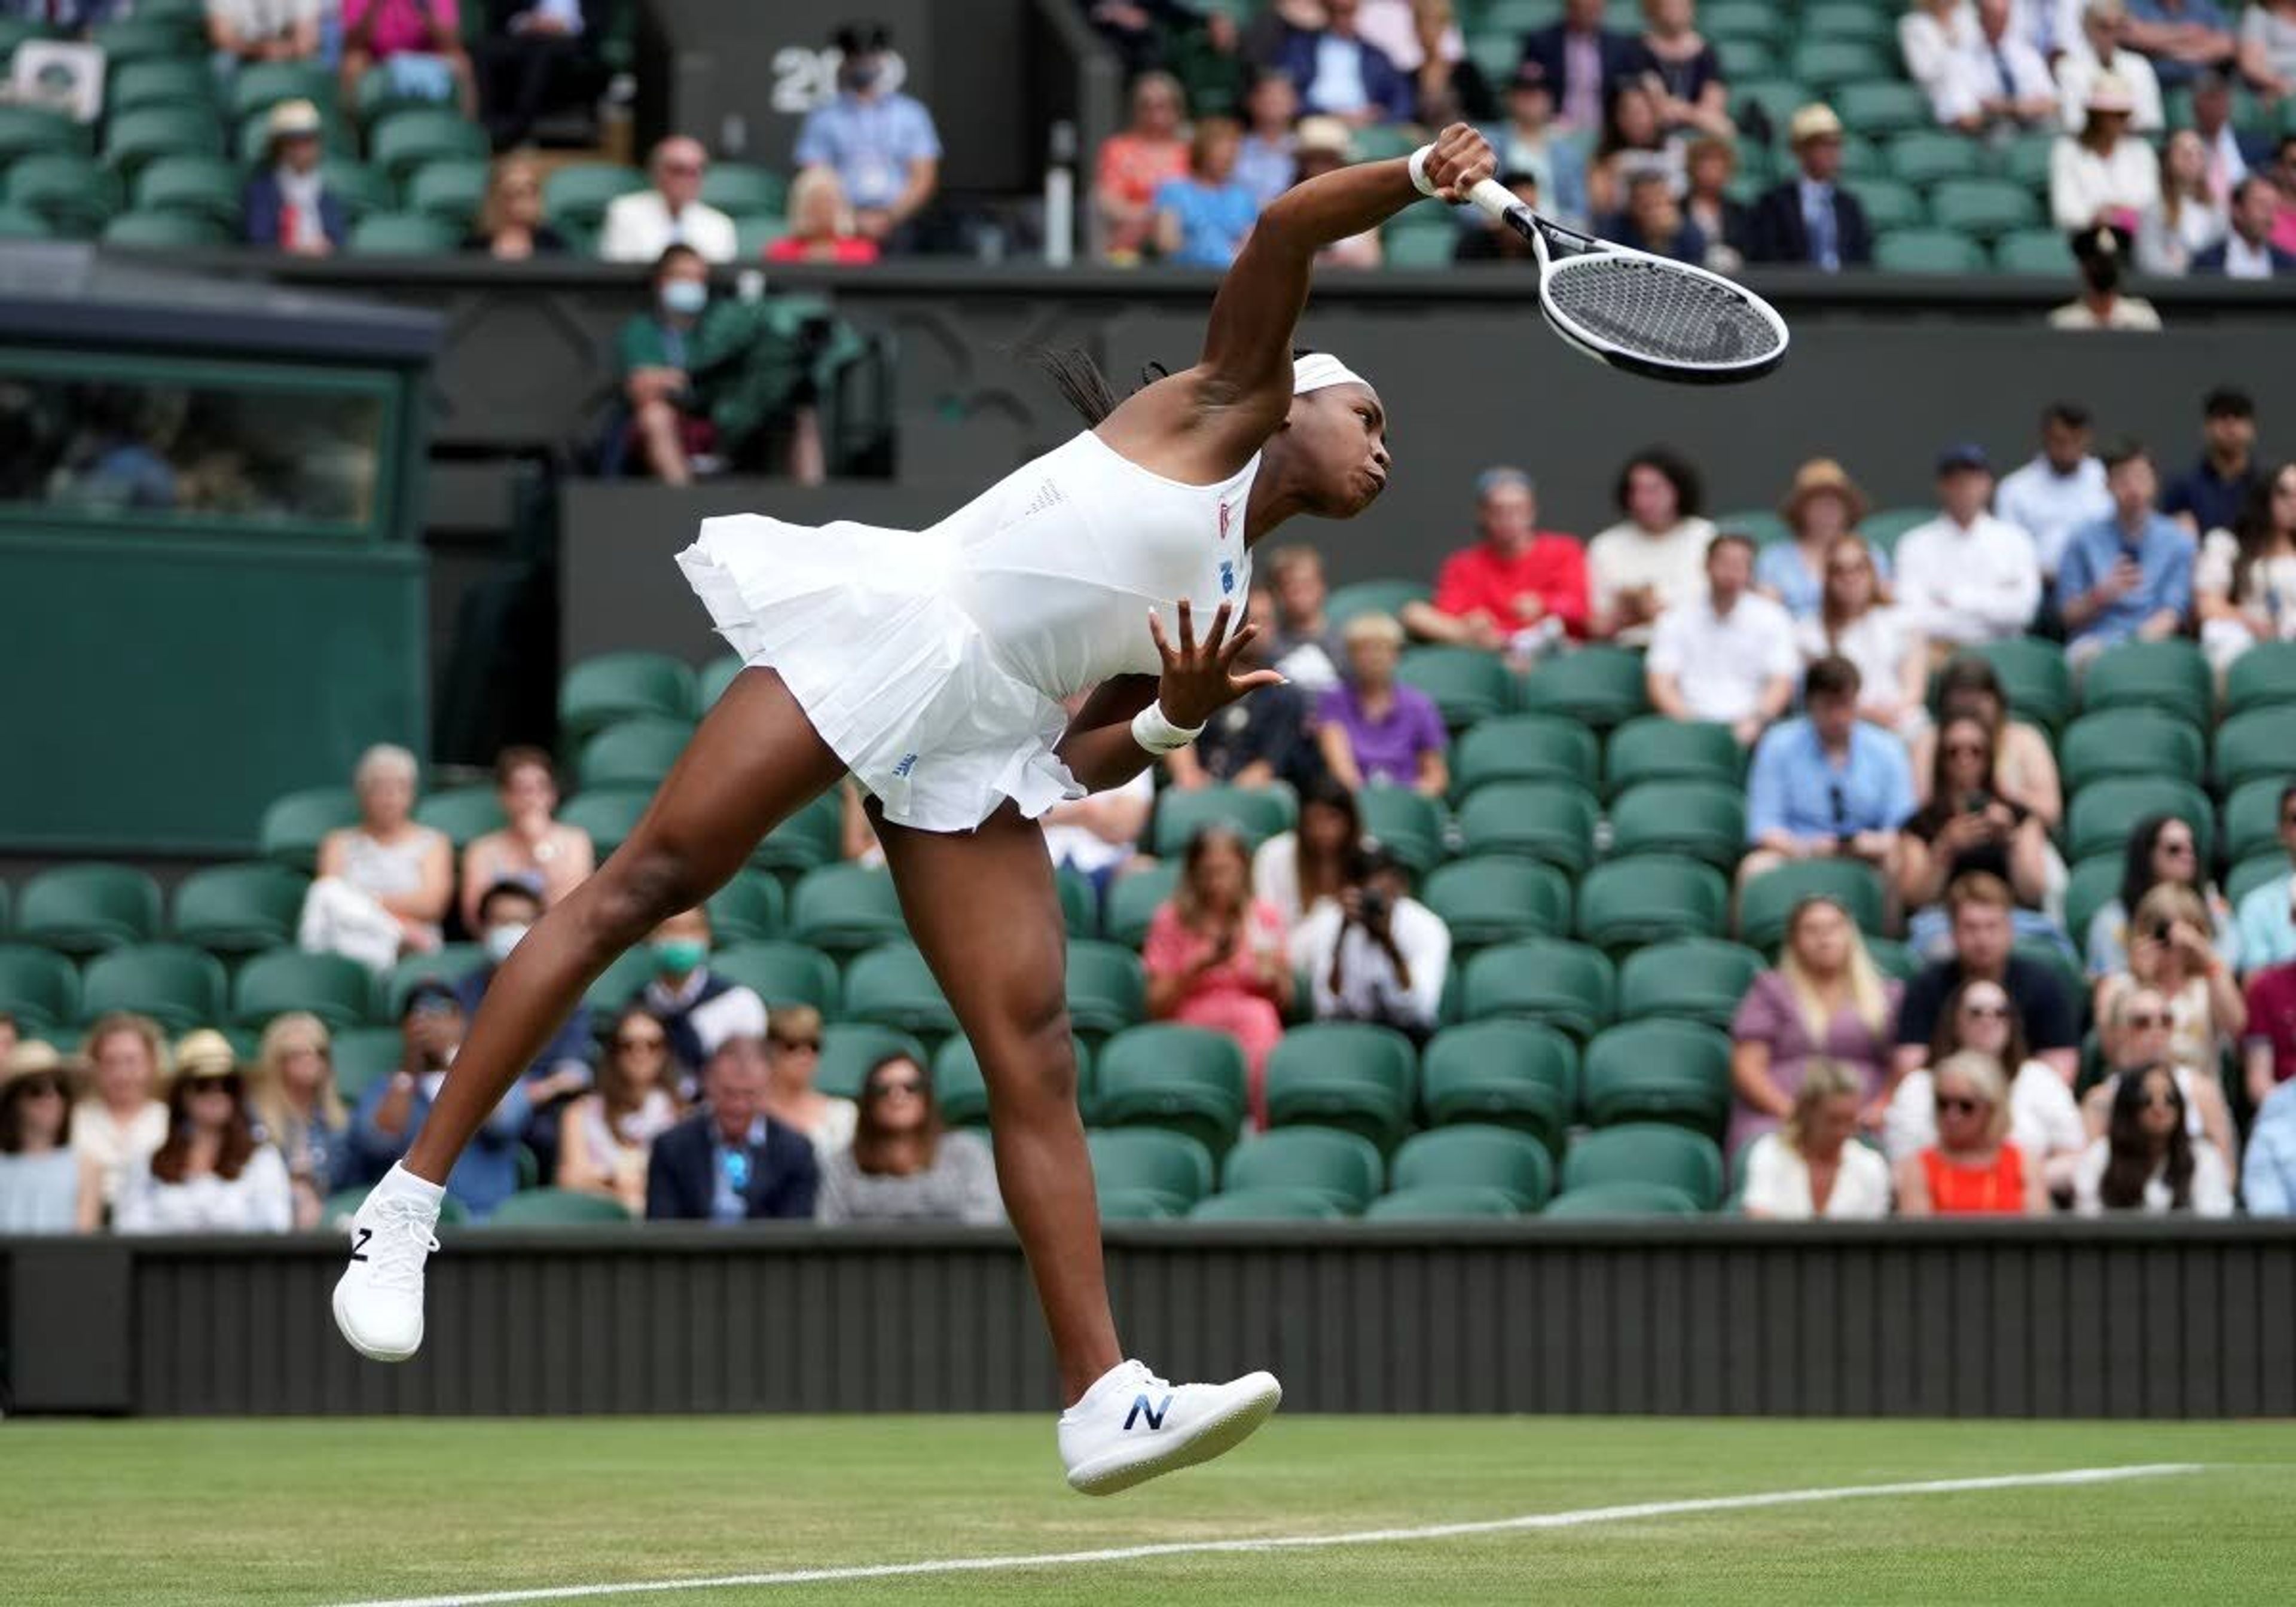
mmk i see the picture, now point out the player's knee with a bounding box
[591,844,704,947]
[982,991,1079,1111]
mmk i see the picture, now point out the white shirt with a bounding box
[1309,33,1372,116]
[2050,134,2161,231]
[2054,45,2164,133]
[642,971,768,1059]
[1796,605,1916,713]
[1289,895,1451,1029]
[1883,1062,2089,1167]
[1356,0,1464,71]
[599,191,739,264]
[2046,296,2164,331]
[113,1146,294,1235]
[2136,194,2228,276]
[2071,1135,2234,1215]
[208,0,320,36]
[1932,30,2054,124]
[1586,517,1717,647]
[69,1098,169,1210]
[2222,231,2281,280]
[1893,511,2044,644]
[1740,1134,1894,1219]
[2197,527,2296,633]
[1040,769,1152,876]
[1900,5,1977,96]
[1645,590,1799,724]
[1995,453,2111,576]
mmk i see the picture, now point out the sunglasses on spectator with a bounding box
[282,1044,330,1059]
[772,1037,822,1053]
[1934,1094,1984,1116]
[660,161,703,176]
[16,1076,65,1098]
[868,1078,926,1099]
[615,1032,667,1052]
[1825,561,1867,576]
[184,1076,236,1095]
[2141,1091,2179,1111]
[2159,838,2194,856]
[1945,741,1987,757]
[1959,1001,2008,1019]
[2124,1012,2169,1029]
[2282,810,2296,827]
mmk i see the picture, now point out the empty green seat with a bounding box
[1366,1183,1523,1218]
[730,212,784,257]
[2065,776,2213,864]
[483,1187,636,1226]
[705,871,784,945]
[1926,177,2039,240]
[369,106,488,182]
[0,205,54,239]
[259,786,360,870]
[405,156,491,223]
[2213,707,2296,795]
[0,945,81,1033]
[1603,716,1739,796]
[842,942,959,1037]
[1732,78,1812,140]
[2224,778,2288,864]
[2226,641,2296,714]
[1189,1186,1346,1221]
[1718,510,1793,550]
[1581,1019,1733,1135]
[133,154,241,227]
[709,939,841,1014]
[412,786,505,849]
[1993,228,2073,274]
[1262,1022,1418,1148]
[1056,867,1098,940]
[1450,713,1598,799]
[789,864,908,957]
[574,942,651,1018]
[383,945,486,1019]
[1104,862,1180,949]
[7,152,117,236]
[1220,1125,1383,1213]
[1389,1122,1552,1210]
[349,210,459,254]
[1574,856,1727,952]
[2230,852,2287,910]
[102,209,228,247]
[1836,83,1931,139]
[1889,130,1985,187]
[2078,638,2210,725]
[1324,578,1429,625]
[1518,646,1648,729]
[1382,214,1457,268]
[1088,1126,1214,1215]
[1712,35,1775,78]
[1460,937,1614,1043]
[1617,938,1764,1031]
[319,158,394,221]
[16,864,163,955]
[1541,1180,1704,1217]
[1859,506,1931,558]
[1065,939,1145,1037]
[558,787,652,858]
[930,1035,992,1126]
[814,1023,926,1100]
[2063,854,2121,952]
[1788,39,1890,88]
[1738,860,1886,950]
[171,863,307,955]
[228,59,332,123]
[105,106,223,171]
[1802,2,1895,44]
[544,161,646,231]
[111,58,213,116]
[1397,645,1513,729]
[577,717,692,790]
[328,1025,402,1102]
[1963,638,2074,732]
[1422,856,1570,949]
[1095,1023,1248,1155]
[2059,708,2203,795]
[1702,0,1784,45]
[1607,780,1747,871]
[750,792,842,877]
[698,654,745,708]
[1097,1188,1176,1220]
[1873,228,1987,273]
[1354,787,1445,875]
[79,943,227,1033]
[1559,1120,1724,1209]
[1419,1019,1576,1151]
[700,162,789,216]
[0,104,83,161]
[1454,781,1596,873]
[352,62,457,128]
[1152,784,1294,855]
[231,949,376,1029]
[1852,176,1925,233]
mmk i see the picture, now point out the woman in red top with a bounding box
[1141,826,1294,1125]
[1895,1050,2048,1215]
[764,169,882,266]
[1095,71,1191,262]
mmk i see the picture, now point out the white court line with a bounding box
[328,1461,2201,1607]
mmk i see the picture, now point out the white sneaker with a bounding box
[331,1164,443,1362]
[1058,1358,1283,1496]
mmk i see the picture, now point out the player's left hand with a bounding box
[1422,123,1496,203]
[1149,599,1285,728]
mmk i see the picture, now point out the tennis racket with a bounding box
[1465,178,1790,386]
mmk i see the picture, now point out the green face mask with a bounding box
[652,938,708,976]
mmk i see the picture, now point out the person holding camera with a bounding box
[1897,711,2055,955]
[1288,842,1450,1043]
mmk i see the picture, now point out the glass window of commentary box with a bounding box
[0,351,401,540]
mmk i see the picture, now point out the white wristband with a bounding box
[1130,699,1205,754]
[1406,143,1442,199]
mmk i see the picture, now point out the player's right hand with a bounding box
[1422,123,1496,203]
[1149,599,1285,728]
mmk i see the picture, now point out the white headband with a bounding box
[1292,352,1370,395]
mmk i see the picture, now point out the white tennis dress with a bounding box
[678,429,1260,833]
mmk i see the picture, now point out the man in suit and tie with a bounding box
[646,1035,819,1222]
[1519,0,1641,134]
[1750,102,1873,270]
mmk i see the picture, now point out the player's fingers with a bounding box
[1228,668,1289,695]
[1146,609,1176,665]
[1201,600,1233,658]
[1220,620,1260,665]
[1176,597,1196,660]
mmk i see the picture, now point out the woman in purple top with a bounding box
[1729,894,1901,1156]
[1314,611,1449,796]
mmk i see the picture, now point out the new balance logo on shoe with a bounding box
[1122,1392,1173,1431]
[350,1227,373,1263]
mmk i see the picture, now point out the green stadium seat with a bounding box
[1518,645,1648,729]
[0,104,83,162]
[705,870,785,945]
[1836,83,1931,140]
[79,943,227,1033]
[1851,176,1925,233]
[110,58,214,117]
[1104,862,1179,949]
[2058,708,2204,795]
[1397,645,1515,729]
[352,62,459,129]
[698,654,745,708]
[324,1184,469,1228]
[2230,852,2287,910]
[710,939,841,1014]
[1355,787,1445,875]
[16,864,163,956]
[558,786,651,858]
[1866,936,1922,982]
[1995,132,2057,188]
[1574,855,1727,953]
[320,158,395,221]
[700,163,789,216]
[543,160,646,231]
[1559,1120,1724,1208]
[929,1035,992,1126]
[1889,130,1986,187]
[1057,867,1098,940]
[1717,509,1792,550]
[1389,1122,1553,1210]
[2227,642,2296,714]
[1607,780,1747,871]
[1383,213,1458,268]
[404,156,491,224]
[101,209,230,247]
[1455,781,1596,873]
[7,152,117,237]
[1874,227,1987,273]
[97,8,203,54]
[580,943,657,1018]
[750,792,842,877]
[1617,938,1764,1031]
[0,205,54,239]
[1831,134,1889,181]
[1419,1019,1577,1151]
[170,863,307,955]
[1089,1126,1215,1215]
[2213,708,2296,796]
[1189,1186,1347,1221]
[1460,937,1614,1043]
[369,106,489,183]
[1095,1023,1248,1155]
[1858,506,1931,558]
[0,16,49,59]
[1541,1180,1704,1217]
[732,212,786,258]
[2224,778,2289,864]
[1712,36,1776,79]
[2066,776,2215,865]
[1603,716,1740,796]
[1065,939,1146,1038]
[1581,1018,1733,1135]
[1366,1183,1523,1218]
[1097,1188,1177,1220]
[1738,859,1887,950]
[1702,0,1784,46]
[1262,1022,1417,1148]
[1801,2,1896,45]
[259,786,360,870]
[1220,1125,1384,1213]
[228,60,334,123]
[1450,713,1598,800]
[2063,854,2121,953]
[384,945,486,1020]
[329,1025,404,1102]
[576,717,692,790]
[1732,78,1811,140]
[842,942,959,1038]
[1788,39,1890,90]
[412,786,505,849]
[0,945,81,1033]
[1961,637,2074,732]
[349,210,460,254]
[1325,578,1430,625]
[788,864,908,957]
[1421,856,1571,949]
[1926,176,2039,240]
[483,1187,636,1225]
[232,102,355,165]
[2081,640,2212,724]
[105,106,224,172]
[1151,783,1295,855]
[1480,0,1567,30]
[132,154,242,228]
[815,1023,926,1101]
[231,948,377,1030]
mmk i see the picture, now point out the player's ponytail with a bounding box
[1021,345,1124,426]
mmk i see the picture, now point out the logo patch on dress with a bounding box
[892,753,918,778]
[1219,560,1236,595]
[1217,497,1233,542]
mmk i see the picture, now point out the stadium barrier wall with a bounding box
[7,1221,2292,1418]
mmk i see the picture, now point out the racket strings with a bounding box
[1544,255,1782,367]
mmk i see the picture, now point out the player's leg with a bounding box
[872,802,1280,1495]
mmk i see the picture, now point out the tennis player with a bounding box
[334,123,1498,1495]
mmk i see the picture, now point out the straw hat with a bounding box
[171,1028,240,1083]
[265,98,323,144]
[1,1040,80,1093]
[1788,103,1845,145]
[2085,72,2136,115]
[1294,115,1355,162]
[1778,457,1870,527]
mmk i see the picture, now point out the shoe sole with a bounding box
[332,1279,421,1364]
[1066,1373,1283,1496]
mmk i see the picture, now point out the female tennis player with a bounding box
[334,123,1498,1495]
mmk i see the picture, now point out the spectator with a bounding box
[2186,69,2259,199]
[1760,459,1881,621]
[1095,71,1190,262]
[1628,0,1732,140]
[1645,533,1799,744]
[1290,117,1384,266]
[242,100,348,256]
[790,23,941,253]
[1358,0,1494,124]
[2199,462,2296,678]
[2084,980,2239,1157]
[1739,1060,1894,1219]
[2234,783,2296,971]
[1289,841,1450,1041]
[339,0,476,118]
[2073,1062,2234,1213]
[1170,633,1321,794]
[1253,777,1362,933]
[0,1012,14,1065]
[465,155,569,259]
[1679,138,1751,271]
[68,1013,169,1227]
[2050,75,2161,231]
[458,746,595,933]
[1892,1049,2050,1214]
[2246,955,2296,1105]
[1042,768,1153,901]
[1154,116,1260,267]
[1741,656,1915,888]
[111,1032,293,1235]
[1893,872,2081,1086]
[1084,0,1208,78]
[1315,613,1449,795]
[2190,175,2296,274]
[643,1034,819,1222]
[2056,439,2197,664]
[1996,401,2114,584]
[456,878,593,1142]
[2270,135,2296,253]
[298,743,453,974]
[617,245,725,488]
[1748,103,1873,271]
[207,0,322,76]
[1584,81,1680,219]
[1797,537,1927,735]
[1901,0,1979,115]
[1235,70,1302,211]
[2124,0,2239,90]
[2049,221,2164,331]
[2240,0,2296,96]
[2163,385,2263,536]
[1485,60,1590,227]
[1454,167,1548,261]
[1272,0,1415,124]
[1522,0,1642,135]
[1934,0,2060,132]
[249,1012,351,1229]
[1894,444,2044,649]
[1608,169,1708,263]
[554,1003,679,1216]
[1882,977,2087,1191]
[764,167,882,266]
[2138,130,2230,274]
[2240,1068,2296,1212]
[1909,658,2065,830]
[350,981,529,1219]
[0,1042,81,1235]
[1587,446,1718,644]
[1729,893,1901,1153]
[2087,812,2240,978]
[600,138,737,264]
[2097,882,2248,1069]
[815,1053,1003,1225]
[1402,466,1589,656]
[1898,713,2054,938]
[759,1006,856,1163]
[473,0,591,149]
[1260,546,1348,690]
[1141,826,1293,1123]
[2057,0,2166,130]
[637,905,768,1095]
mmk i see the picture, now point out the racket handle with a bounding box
[1466,178,1527,221]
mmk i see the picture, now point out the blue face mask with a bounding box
[661,279,708,317]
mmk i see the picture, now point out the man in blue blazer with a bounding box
[1267,0,1415,124]
[242,98,349,253]
[1749,103,1873,269]
[645,1035,819,1222]
[1518,0,1642,133]
[2190,177,2296,276]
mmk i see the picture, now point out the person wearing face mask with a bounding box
[792,22,943,253]
[617,245,723,487]
[636,906,767,1097]
[453,879,593,1178]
